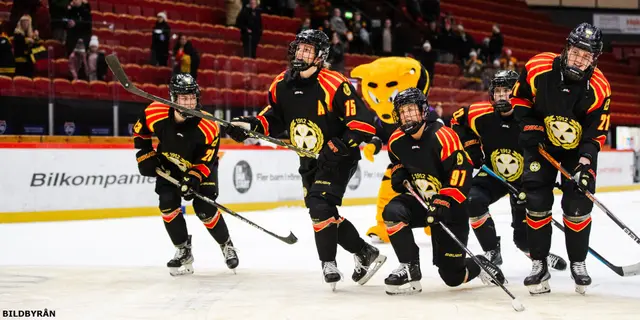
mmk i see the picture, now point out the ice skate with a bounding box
[384,262,422,295]
[524,259,551,295]
[352,243,387,285]
[570,261,591,295]
[220,239,239,273]
[322,261,343,291]
[167,235,194,276]
[476,255,506,285]
[484,239,503,266]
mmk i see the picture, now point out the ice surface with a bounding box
[1,191,640,319]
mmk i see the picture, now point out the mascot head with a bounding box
[351,57,430,124]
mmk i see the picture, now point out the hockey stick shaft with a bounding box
[402,180,522,303]
[483,164,640,277]
[537,145,640,246]
[105,54,316,158]
[155,168,298,244]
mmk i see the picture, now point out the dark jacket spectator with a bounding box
[49,0,70,42]
[0,29,15,77]
[236,0,262,58]
[150,12,171,66]
[9,0,40,35]
[173,34,200,79]
[328,33,345,73]
[65,0,92,56]
[455,24,476,63]
[416,41,436,85]
[348,11,369,54]
[421,0,440,23]
[13,15,40,78]
[489,24,504,62]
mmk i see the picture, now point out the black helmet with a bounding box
[489,70,519,113]
[287,29,330,72]
[169,73,201,118]
[392,88,429,135]
[561,23,603,81]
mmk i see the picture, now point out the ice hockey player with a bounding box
[450,70,567,271]
[133,73,239,276]
[382,87,505,295]
[226,29,386,290]
[349,57,434,243]
[512,23,611,295]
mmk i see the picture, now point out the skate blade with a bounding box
[330,282,337,292]
[169,264,194,276]
[527,280,551,295]
[385,281,422,295]
[575,284,587,295]
[357,254,387,285]
[479,271,507,286]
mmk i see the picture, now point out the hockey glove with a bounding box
[227,117,262,143]
[572,162,596,193]
[363,136,383,163]
[318,137,350,171]
[199,181,219,201]
[425,194,452,225]
[390,164,411,194]
[136,149,161,177]
[180,170,202,201]
[464,141,484,169]
[519,123,547,152]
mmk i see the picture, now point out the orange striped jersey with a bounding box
[450,101,524,182]
[512,52,611,160]
[133,102,220,179]
[253,68,376,156]
[387,121,472,205]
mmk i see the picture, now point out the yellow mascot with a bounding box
[351,57,432,243]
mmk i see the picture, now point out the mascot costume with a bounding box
[350,57,433,243]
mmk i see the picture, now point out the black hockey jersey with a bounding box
[254,68,376,158]
[388,121,472,209]
[133,102,220,178]
[451,101,524,183]
[512,52,611,161]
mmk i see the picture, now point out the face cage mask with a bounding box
[170,92,201,118]
[489,85,512,113]
[289,41,324,72]
[562,45,599,82]
[393,104,427,136]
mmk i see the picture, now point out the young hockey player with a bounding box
[133,73,238,276]
[451,70,567,270]
[382,87,505,295]
[226,29,386,290]
[512,23,611,294]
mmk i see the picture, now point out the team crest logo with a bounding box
[0,120,6,134]
[343,83,351,96]
[64,122,76,135]
[490,149,524,182]
[412,173,442,200]
[162,152,191,172]
[456,152,464,165]
[544,115,582,150]
[289,118,324,157]
[530,161,541,172]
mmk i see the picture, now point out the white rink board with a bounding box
[0,147,635,213]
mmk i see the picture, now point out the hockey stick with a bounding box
[105,54,316,158]
[483,165,640,277]
[403,180,525,312]
[155,168,298,244]
[537,145,640,246]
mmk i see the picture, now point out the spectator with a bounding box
[380,18,393,56]
[348,11,369,54]
[150,12,171,66]
[330,8,347,40]
[284,0,296,18]
[438,19,456,63]
[405,0,423,22]
[482,59,500,90]
[489,24,503,62]
[0,26,15,77]
[13,15,40,78]
[68,38,87,80]
[477,37,491,63]
[464,51,483,85]
[422,0,440,23]
[236,0,262,58]
[500,48,517,71]
[455,24,475,63]
[226,0,243,27]
[173,34,200,79]
[86,36,107,81]
[424,20,438,48]
[65,0,92,56]
[9,0,40,35]
[328,32,345,73]
[310,0,331,28]
[49,0,69,42]
[319,19,333,40]
[416,40,436,85]
[297,17,311,34]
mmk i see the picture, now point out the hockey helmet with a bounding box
[489,70,519,113]
[392,87,430,135]
[561,23,603,81]
[288,29,330,72]
[169,73,201,118]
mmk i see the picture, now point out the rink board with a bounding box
[0,143,636,223]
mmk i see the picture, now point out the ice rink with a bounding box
[2,190,640,320]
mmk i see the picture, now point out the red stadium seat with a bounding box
[0,75,13,96]
[90,81,111,100]
[54,78,75,98]
[72,80,93,99]
[33,77,51,98]
[13,76,34,96]
[123,64,143,83]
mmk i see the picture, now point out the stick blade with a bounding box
[622,262,640,277]
[281,232,298,244]
[105,54,133,90]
